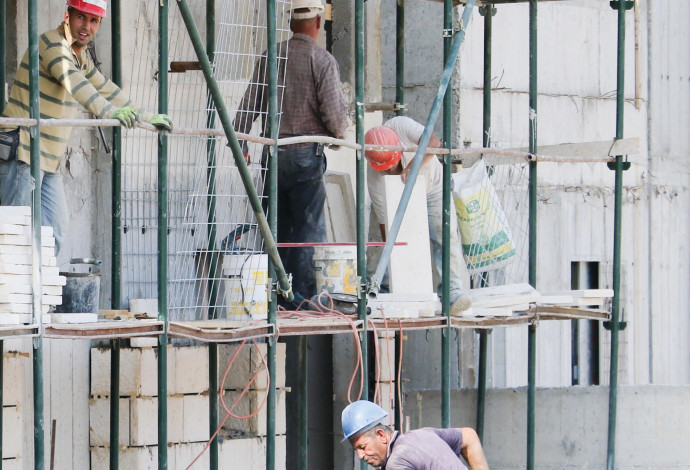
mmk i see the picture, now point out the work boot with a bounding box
[450,290,472,316]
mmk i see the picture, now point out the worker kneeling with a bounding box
[364,117,471,314]
[342,400,489,469]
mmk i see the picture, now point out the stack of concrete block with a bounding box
[0,206,64,324]
[89,343,286,470]
[2,352,29,470]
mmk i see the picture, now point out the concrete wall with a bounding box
[405,385,690,470]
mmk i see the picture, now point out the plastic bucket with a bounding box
[221,254,268,319]
[55,258,101,314]
[313,246,358,295]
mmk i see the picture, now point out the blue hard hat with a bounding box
[341,400,389,442]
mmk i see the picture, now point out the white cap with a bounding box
[290,0,325,19]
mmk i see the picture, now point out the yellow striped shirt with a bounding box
[1,24,151,173]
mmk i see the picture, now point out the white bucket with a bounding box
[313,246,358,295]
[221,254,268,319]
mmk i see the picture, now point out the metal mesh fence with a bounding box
[121,0,291,320]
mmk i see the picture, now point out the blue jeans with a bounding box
[276,144,327,298]
[0,159,68,256]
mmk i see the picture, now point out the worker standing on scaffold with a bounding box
[342,400,490,469]
[364,116,472,314]
[234,0,347,309]
[0,0,173,255]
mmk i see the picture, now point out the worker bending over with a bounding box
[365,116,471,314]
[234,0,347,307]
[342,400,489,469]
[0,0,173,255]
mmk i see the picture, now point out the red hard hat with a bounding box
[364,126,402,171]
[67,0,107,18]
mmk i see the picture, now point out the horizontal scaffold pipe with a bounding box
[0,118,617,164]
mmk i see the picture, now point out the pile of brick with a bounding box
[0,206,64,324]
[89,343,286,469]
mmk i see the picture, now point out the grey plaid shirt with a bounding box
[235,33,347,142]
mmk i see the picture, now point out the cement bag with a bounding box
[452,159,515,272]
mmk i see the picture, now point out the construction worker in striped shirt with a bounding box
[0,0,173,255]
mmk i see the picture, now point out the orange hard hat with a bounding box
[364,126,402,171]
[67,0,107,18]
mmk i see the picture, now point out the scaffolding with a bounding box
[0,0,634,469]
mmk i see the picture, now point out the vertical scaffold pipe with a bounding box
[607,1,630,468]
[355,0,368,417]
[0,0,6,112]
[395,0,405,117]
[110,1,123,467]
[205,1,219,468]
[441,0,453,430]
[175,0,293,301]
[527,1,538,469]
[265,0,279,468]
[206,0,220,321]
[355,1,367,468]
[476,3,495,441]
[0,1,6,466]
[157,2,169,469]
[370,0,476,294]
[393,0,405,432]
[28,0,46,467]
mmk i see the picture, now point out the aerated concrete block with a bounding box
[2,352,26,406]
[183,394,210,443]
[173,346,208,395]
[90,445,168,470]
[0,458,22,470]
[218,435,286,470]
[220,389,286,436]
[2,406,22,459]
[139,345,176,397]
[218,343,251,390]
[252,342,286,389]
[174,442,209,469]
[90,347,142,396]
[129,395,184,446]
[88,398,129,447]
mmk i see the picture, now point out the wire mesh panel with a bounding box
[453,156,530,288]
[120,0,291,320]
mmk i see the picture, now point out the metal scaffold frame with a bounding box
[0,0,632,469]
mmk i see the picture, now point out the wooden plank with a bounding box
[534,305,610,321]
[450,314,533,329]
[168,321,273,343]
[383,176,434,295]
[510,137,639,157]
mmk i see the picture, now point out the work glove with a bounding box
[112,106,140,129]
[150,114,174,132]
